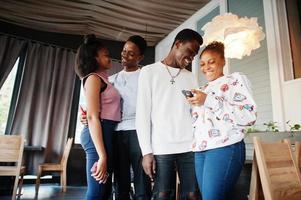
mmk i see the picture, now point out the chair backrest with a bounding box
[60,138,73,168]
[283,139,301,173]
[253,137,301,200]
[0,135,24,177]
[295,141,301,172]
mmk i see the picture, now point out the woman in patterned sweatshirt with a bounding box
[187,41,257,200]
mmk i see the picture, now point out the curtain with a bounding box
[8,42,76,174]
[0,0,210,46]
[0,34,26,88]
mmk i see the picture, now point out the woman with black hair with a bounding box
[80,35,152,199]
[75,34,121,200]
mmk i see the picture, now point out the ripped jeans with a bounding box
[153,152,200,200]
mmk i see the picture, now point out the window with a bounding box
[74,85,86,144]
[277,0,301,80]
[285,0,301,79]
[0,58,19,134]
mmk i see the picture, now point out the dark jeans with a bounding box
[194,140,245,200]
[114,130,151,200]
[153,152,200,200]
[80,120,117,200]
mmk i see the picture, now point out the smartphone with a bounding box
[182,90,193,98]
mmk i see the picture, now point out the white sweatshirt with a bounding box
[136,62,198,156]
[109,69,140,131]
[192,72,257,151]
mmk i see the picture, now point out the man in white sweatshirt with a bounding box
[136,29,203,199]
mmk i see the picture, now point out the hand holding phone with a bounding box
[187,89,207,106]
[182,90,193,98]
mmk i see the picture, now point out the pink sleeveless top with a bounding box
[83,71,121,122]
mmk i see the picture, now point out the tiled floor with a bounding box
[1,164,252,200]
[1,184,86,200]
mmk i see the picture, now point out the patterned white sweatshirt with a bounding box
[192,72,257,152]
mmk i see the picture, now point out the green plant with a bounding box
[263,121,279,132]
[246,126,260,133]
[286,120,301,132]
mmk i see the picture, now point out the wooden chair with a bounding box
[252,137,301,200]
[0,135,24,200]
[35,137,73,195]
[282,139,301,173]
[249,152,264,200]
[295,141,301,172]
[17,166,26,197]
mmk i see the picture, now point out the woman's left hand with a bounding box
[187,89,207,106]
[91,156,108,183]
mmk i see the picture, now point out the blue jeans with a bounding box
[153,152,200,200]
[114,130,151,200]
[194,140,245,200]
[81,119,117,200]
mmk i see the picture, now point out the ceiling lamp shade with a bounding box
[202,13,265,59]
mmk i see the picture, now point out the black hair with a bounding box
[171,29,203,48]
[75,34,106,78]
[127,35,147,55]
[200,41,225,59]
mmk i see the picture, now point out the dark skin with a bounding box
[143,39,200,181]
[162,40,200,69]
[82,39,201,182]
[121,41,144,71]
[187,50,225,106]
[85,48,112,183]
[80,40,144,125]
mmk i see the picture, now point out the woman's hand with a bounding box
[79,107,88,126]
[187,89,207,106]
[91,155,108,183]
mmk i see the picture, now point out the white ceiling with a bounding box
[0,0,210,46]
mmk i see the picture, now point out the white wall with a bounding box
[263,0,301,129]
[155,0,227,75]
[156,0,301,130]
[228,0,273,130]
[156,0,274,130]
[282,79,301,126]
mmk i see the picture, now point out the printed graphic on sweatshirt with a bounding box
[192,73,257,152]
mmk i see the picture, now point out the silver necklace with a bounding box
[163,62,182,84]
